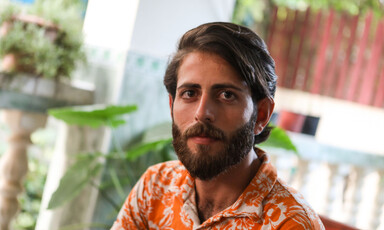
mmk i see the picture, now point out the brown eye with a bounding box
[220,91,236,100]
[181,90,196,98]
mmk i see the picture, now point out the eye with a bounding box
[220,91,236,101]
[180,90,197,99]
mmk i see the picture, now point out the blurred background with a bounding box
[0,0,383,229]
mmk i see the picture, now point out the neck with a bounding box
[195,148,260,223]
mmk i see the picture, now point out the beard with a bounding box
[172,113,256,181]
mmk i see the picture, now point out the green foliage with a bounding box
[233,0,384,27]
[46,104,174,211]
[232,0,268,26]
[272,0,384,16]
[47,104,139,209]
[125,138,173,161]
[14,157,47,230]
[0,21,59,78]
[31,0,85,30]
[9,123,55,230]
[47,154,103,209]
[259,125,299,156]
[48,105,138,128]
[0,22,37,55]
[46,136,174,211]
[0,0,86,79]
[0,4,20,22]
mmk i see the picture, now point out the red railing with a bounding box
[267,7,384,108]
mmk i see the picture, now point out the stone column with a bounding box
[0,110,47,230]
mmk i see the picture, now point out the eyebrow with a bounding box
[177,83,201,91]
[177,83,245,92]
[211,83,244,92]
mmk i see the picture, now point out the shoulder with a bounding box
[263,179,325,229]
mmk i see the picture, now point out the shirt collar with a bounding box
[180,148,278,228]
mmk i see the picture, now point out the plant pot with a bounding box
[0,21,12,37]
[1,53,17,72]
[1,53,36,75]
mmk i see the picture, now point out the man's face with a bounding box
[170,51,257,180]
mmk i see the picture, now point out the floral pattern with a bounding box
[111,149,324,230]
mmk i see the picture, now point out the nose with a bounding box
[195,94,215,123]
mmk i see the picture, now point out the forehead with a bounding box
[177,51,248,89]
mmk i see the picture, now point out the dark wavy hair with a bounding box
[163,22,278,144]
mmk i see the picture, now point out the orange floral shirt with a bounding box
[111,149,324,229]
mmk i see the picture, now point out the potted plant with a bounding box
[0,1,86,80]
[0,0,92,113]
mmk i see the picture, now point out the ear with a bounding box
[169,94,174,118]
[254,97,275,135]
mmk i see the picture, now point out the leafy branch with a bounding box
[46,105,173,210]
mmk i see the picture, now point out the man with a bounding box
[111,22,324,229]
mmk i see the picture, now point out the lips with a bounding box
[189,136,218,145]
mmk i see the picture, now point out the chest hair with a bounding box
[197,200,230,223]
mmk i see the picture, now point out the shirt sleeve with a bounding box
[110,174,149,230]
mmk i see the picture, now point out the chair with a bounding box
[319,215,359,230]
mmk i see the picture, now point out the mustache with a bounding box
[183,122,226,140]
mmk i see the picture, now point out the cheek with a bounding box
[229,100,254,125]
[172,101,195,126]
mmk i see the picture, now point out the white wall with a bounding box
[130,0,235,58]
[275,88,384,155]
[82,0,140,52]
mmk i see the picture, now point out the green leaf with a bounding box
[109,119,127,128]
[48,104,137,128]
[259,126,299,155]
[126,138,173,161]
[47,155,102,209]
